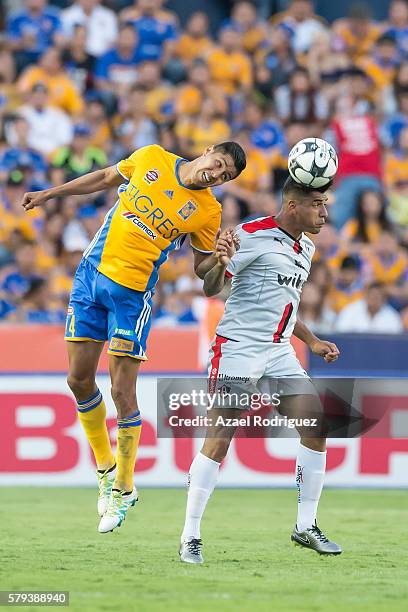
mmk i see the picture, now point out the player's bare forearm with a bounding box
[203,261,227,297]
[194,252,218,279]
[22,166,123,211]
[294,319,340,362]
[293,319,319,347]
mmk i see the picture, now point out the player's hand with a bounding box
[21,190,50,211]
[215,228,237,267]
[310,339,340,363]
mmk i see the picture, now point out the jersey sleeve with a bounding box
[116,145,157,181]
[190,211,221,253]
[226,226,260,277]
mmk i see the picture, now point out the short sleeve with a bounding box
[226,226,259,277]
[116,146,152,181]
[190,211,221,254]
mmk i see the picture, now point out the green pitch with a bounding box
[0,488,406,612]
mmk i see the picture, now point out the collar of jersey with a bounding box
[175,158,207,190]
[273,217,303,245]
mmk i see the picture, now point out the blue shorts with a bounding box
[65,258,153,360]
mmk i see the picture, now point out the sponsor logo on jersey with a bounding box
[277,272,305,289]
[109,338,135,352]
[143,168,160,185]
[273,237,285,245]
[122,212,158,240]
[114,328,133,337]
[67,306,74,315]
[164,189,174,199]
[178,200,197,220]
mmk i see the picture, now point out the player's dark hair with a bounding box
[282,176,332,200]
[213,141,247,176]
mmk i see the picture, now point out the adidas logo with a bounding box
[164,190,174,199]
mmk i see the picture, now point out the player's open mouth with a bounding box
[202,171,212,184]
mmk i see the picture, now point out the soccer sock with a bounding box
[181,452,220,541]
[77,389,115,471]
[114,410,142,492]
[295,443,326,532]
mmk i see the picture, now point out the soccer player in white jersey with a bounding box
[179,177,341,563]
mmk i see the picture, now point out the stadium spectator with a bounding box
[18,47,84,116]
[207,24,253,95]
[367,231,408,310]
[0,239,43,304]
[328,255,365,313]
[271,0,327,55]
[334,282,403,333]
[62,24,95,95]
[306,30,350,95]
[341,190,392,254]
[0,170,43,243]
[175,97,230,159]
[115,86,158,153]
[0,115,48,187]
[174,12,213,67]
[254,26,296,93]
[333,2,382,61]
[18,82,73,155]
[136,60,174,124]
[358,34,400,96]
[94,23,145,96]
[385,125,408,189]
[175,59,227,118]
[384,0,408,58]
[120,0,178,64]
[298,281,336,334]
[82,97,112,150]
[313,222,348,271]
[223,1,267,55]
[223,128,271,213]
[6,0,63,72]
[331,94,382,228]
[61,0,118,57]
[8,276,66,323]
[50,123,107,182]
[274,66,329,126]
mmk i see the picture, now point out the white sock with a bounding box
[181,452,220,541]
[296,443,326,532]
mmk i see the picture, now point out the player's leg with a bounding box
[180,408,238,564]
[65,260,116,517]
[279,392,341,554]
[97,280,152,533]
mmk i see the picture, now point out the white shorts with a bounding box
[207,334,315,408]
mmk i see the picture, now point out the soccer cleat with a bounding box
[96,467,116,517]
[179,538,204,564]
[98,488,138,533]
[291,523,342,555]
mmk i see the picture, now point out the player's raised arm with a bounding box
[293,319,340,362]
[203,229,237,297]
[21,165,123,211]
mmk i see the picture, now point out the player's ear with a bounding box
[204,145,214,156]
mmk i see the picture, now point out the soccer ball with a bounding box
[288,137,338,188]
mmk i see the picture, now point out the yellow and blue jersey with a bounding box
[83,144,221,292]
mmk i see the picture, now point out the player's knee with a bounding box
[111,384,137,416]
[301,437,326,452]
[67,374,95,399]
[202,439,230,462]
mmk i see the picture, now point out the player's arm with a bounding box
[202,230,236,297]
[193,251,218,280]
[21,166,123,211]
[294,319,340,363]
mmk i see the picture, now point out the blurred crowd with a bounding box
[1,0,408,334]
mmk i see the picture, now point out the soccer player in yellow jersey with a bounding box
[22,142,246,533]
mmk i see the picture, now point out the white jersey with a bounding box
[216,216,315,345]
